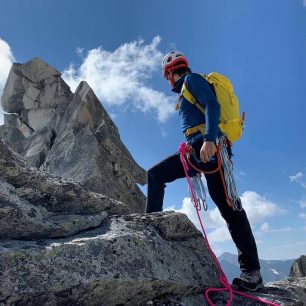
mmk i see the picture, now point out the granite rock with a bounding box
[0,58,146,213]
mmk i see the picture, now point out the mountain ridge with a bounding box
[218,252,296,284]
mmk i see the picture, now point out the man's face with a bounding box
[165,70,181,87]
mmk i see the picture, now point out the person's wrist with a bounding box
[204,135,216,144]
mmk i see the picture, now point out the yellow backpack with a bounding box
[180,72,245,143]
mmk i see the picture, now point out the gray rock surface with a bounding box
[0,138,126,239]
[290,255,306,278]
[0,58,146,213]
[0,212,221,306]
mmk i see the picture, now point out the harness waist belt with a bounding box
[184,123,206,137]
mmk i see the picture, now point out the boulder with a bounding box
[0,209,222,306]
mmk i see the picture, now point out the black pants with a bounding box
[145,141,260,272]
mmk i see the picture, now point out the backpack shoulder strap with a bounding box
[180,75,205,114]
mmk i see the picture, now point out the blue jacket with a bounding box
[173,73,222,143]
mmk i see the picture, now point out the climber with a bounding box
[145,51,264,292]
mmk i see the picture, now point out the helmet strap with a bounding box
[168,71,175,88]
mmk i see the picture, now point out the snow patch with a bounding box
[270,268,280,275]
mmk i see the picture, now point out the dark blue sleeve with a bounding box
[185,73,220,142]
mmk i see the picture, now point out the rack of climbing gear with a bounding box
[189,174,208,211]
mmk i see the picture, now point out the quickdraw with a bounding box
[189,174,207,211]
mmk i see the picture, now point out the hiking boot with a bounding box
[232,270,264,292]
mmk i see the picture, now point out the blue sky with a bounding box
[0,0,306,260]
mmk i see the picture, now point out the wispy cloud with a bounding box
[272,241,306,250]
[260,222,269,232]
[160,127,167,138]
[299,199,306,208]
[239,170,246,177]
[289,172,303,182]
[62,36,176,123]
[259,222,292,234]
[268,240,306,259]
[303,0,306,7]
[289,172,306,188]
[235,170,247,184]
[299,212,306,219]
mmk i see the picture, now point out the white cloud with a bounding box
[260,222,269,233]
[160,127,167,138]
[299,213,306,219]
[62,36,176,123]
[235,170,247,184]
[239,170,246,177]
[300,199,306,208]
[272,241,306,250]
[258,222,292,235]
[240,191,285,224]
[0,38,15,125]
[289,172,303,181]
[0,38,14,95]
[289,172,306,188]
[207,226,231,242]
[270,227,292,233]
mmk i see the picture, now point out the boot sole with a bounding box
[232,283,264,292]
[232,278,264,292]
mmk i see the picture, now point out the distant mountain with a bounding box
[218,252,296,284]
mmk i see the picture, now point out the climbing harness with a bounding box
[183,136,242,211]
[179,141,280,306]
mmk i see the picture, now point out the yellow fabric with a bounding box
[181,83,196,104]
[180,72,244,143]
[181,83,205,113]
[184,123,206,137]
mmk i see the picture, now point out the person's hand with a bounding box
[200,141,217,163]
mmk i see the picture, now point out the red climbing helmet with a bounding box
[162,51,189,86]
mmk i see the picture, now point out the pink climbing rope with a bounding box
[179,142,280,306]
